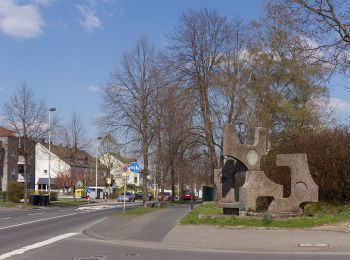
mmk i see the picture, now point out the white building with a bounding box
[99,152,139,188]
[35,142,93,191]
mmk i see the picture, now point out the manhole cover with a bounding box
[73,256,107,260]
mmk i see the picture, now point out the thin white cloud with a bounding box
[0,0,44,39]
[87,85,101,92]
[329,97,350,113]
[0,86,5,92]
[76,4,101,32]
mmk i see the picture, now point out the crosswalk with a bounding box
[76,202,141,212]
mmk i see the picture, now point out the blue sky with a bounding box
[0,0,349,144]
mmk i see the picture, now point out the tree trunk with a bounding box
[199,84,218,184]
[170,161,175,203]
[142,139,149,208]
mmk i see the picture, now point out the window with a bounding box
[134,177,137,184]
[44,170,47,174]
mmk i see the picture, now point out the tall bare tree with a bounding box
[100,36,159,207]
[167,8,231,183]
[2,83,55,205]
[266,0,350,73]
[62,111,90,153]
[58,111,90,197]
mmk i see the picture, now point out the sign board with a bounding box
[122,175,129,181]
[122,164,129,173]
[122,169,131,177]
[129,162,140,174]
[86,187,92,193]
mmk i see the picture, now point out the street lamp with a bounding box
[95,136,102,199]
[48,107,56,196]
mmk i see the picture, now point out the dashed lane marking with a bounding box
[298,243,329,247]
[0,212,79,230]
[28,212,46,216]
[0,232,77,259]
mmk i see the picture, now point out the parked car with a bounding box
[159,192,172,201]
[135,192,153,201]
[181,191,196,201]
[117,192,136,202]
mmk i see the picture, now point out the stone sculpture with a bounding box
[215,124,318,215]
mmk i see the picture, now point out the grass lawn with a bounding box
[180,203,350,228]
[0,201,24,208]
[117,207,161,216]
[114,201,176,216]
[0,201,37,208]
[50,198,91,207]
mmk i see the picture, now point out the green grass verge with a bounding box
[50,198,91,207]
[0,201,36,208]
[0,201,23,208]
[180,203,350,228]
[115,206,160,216]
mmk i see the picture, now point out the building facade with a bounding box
[99,152,139,188]
[0,127,18,191]
[35,142,95,191]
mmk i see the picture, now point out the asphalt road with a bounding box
[4,234,350,260]
[0,202,141,257]
[1,204,350,260]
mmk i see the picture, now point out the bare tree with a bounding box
[100,36,159,207]
[167,8,231,183]
[211,19,252,165]
[161,86,195,201]
[2,83,55,205]
[62,111,90,153]
[266,0,350,73]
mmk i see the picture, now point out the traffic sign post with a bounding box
[129,162,140,174]
[121,164,129,213]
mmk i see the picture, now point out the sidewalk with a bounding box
[85,204,350,253]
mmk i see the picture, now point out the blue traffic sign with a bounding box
[129,162,140,174]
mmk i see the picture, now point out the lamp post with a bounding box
[95,136,102,199]
[48,107,56,196]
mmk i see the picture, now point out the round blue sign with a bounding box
[129,162,140,174]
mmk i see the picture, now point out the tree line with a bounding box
[98,3,350,205]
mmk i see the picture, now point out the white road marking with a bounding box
[0,212,79,230]
[0,217,10,220]
[28,212,46,216]
[76,205,116,211]
[298,243,329,247]
[0,232,77,259]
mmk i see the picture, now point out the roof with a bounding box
[0,126,17,137]
[41,143,94,168]
[37,178,55,185]
[107,152,136,164]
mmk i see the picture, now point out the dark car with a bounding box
[159,192,172,201]
[181,191,196,201]
[135,192,153,201]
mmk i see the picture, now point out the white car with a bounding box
[117,192,136,202]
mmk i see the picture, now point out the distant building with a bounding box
[0,127,18,191]
[99,152,139,188]
[35,142,99,191]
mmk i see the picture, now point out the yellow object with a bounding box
[34,190,40,194]
[75,188,86,198]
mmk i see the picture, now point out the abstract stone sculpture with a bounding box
[215,124,318,215]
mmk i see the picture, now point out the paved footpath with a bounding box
[85,204,350,253]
